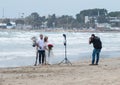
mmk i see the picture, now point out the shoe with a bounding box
[34,64,37,66]
[95,63,98,65]
[89,64,94,65]
[38,64,42,66]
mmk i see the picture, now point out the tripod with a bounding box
[58,34,72,65]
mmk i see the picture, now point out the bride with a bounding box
[44,36,53,65]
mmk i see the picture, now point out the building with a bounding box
[0,22,16,29]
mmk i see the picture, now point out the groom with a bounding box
[37,34,45,65]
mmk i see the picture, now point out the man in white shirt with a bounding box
[37,34,45,65]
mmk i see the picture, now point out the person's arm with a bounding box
[89,37,93,44]
[36,40,42,49]
[44,43,48,50]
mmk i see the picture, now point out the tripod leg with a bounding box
[58,58,72,65]
[64,58,72,65]
[34,51,38,66]
[66,58,72,65]
[34,48,38,66]
[58,59,65,65]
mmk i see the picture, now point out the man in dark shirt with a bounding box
[89,34,102,65]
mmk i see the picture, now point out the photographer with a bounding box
[89,34,102,65]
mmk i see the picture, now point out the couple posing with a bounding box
[36,34,52,65]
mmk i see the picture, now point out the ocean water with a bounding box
[0,30,120,67]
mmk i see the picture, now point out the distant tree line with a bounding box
[1,8,120,29]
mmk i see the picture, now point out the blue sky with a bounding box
[0,0,120,18]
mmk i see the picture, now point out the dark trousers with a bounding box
[38,50,45,64]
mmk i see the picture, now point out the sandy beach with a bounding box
[0,58,120,85]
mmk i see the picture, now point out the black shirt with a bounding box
[90,36,102,49]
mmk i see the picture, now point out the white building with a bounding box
[0,22,16,29]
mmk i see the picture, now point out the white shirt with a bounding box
[37,39,45,50]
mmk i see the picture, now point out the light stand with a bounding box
[31,36,38,66]
[58,34,72,65]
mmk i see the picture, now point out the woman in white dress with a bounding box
[44,36,52,65]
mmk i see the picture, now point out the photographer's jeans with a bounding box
[92,48,101,64]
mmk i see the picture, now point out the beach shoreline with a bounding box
[0,57,120,85]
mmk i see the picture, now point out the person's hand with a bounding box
[39,46,42,49]
[89,37,92,44]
